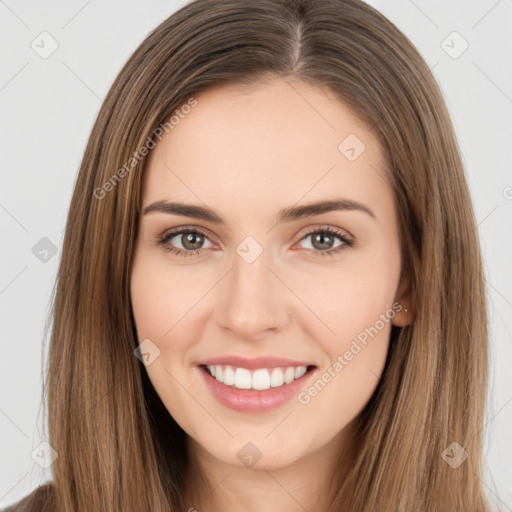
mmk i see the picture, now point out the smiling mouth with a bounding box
[200,364,316,391]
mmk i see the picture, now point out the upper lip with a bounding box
[197,356,316,370]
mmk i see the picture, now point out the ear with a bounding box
[391,271,413,327]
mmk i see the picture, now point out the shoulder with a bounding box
[1,483,54,512]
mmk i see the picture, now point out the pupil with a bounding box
[183,233,203,250]
[314,234,332,250]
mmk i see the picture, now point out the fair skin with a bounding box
[130,77,411,512]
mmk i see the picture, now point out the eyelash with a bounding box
[156,225,354,258]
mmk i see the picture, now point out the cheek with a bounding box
[130,256,203,339]
[296,270,395,425]
[130,257,202,428]
[131,264,170,339]
[292,240,401,412]
[130,255,215,393]
[294,251,401,346]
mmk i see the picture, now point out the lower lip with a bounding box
[198,365,316,413]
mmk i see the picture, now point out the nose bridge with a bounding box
[215,238,288,338]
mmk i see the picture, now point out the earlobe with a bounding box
[392,273,414,327]
[391,304,412,327]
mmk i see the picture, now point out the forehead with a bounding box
[142,78,392,220]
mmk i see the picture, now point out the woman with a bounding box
[3,0,493,510]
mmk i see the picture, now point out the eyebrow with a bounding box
[143,198,376,224]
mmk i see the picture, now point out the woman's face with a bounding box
[130,77,410,471]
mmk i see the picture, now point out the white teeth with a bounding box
[295,366,307,379]
[252,369,271,390]
[270,368,284,387]
[205,365,309,390]
[223,366,235,386]
[284,367,295,383]
[234,368,252,389]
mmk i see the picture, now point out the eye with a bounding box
[157,227,214,258]
[296,226,353,257]
[156,225,353,258]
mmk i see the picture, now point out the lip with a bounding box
[196,355,315,370]
[197,363,317,413]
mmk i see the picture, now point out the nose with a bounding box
[215,248,290,341]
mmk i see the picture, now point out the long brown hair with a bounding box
[14,0,492,510]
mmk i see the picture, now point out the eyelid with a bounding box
[158,223,352,241]
[296,224,353,241]
[158,225,218,243]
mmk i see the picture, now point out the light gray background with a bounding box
[1,0,511,509]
